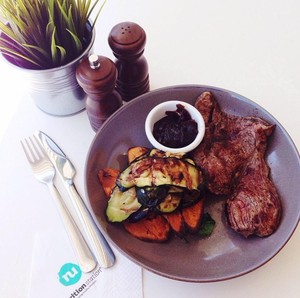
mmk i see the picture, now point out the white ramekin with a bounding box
[145,100,205,153]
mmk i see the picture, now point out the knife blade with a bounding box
[36,130,115,268]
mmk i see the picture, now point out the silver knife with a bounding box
[36,130,115,268]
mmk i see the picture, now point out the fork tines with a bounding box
[21,135,45,163]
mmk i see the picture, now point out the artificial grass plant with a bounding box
[0,0,106,69]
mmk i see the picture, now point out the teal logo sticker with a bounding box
[58,263,82,286]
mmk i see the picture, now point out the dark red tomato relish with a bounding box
[153,104,198,148]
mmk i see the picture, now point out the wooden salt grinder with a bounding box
[108,22,150,102]
[76,55,123,132]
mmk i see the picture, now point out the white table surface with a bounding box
[1,1,300,297]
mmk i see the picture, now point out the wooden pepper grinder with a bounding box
[108,21,150,102]
[76,54,123,132]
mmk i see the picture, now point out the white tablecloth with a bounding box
[1,1,299,297]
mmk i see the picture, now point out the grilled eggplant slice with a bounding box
[127,206,150,222]
[168,186,185,193]
[157,193,181,213]
[106,187,141,222]
[149,149,195,165]
[181,190,202,207]
[149,148,186,159]
[117,156,203,191]
[136,186,169,208]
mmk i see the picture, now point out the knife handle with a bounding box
[47,182,97,273]
[66,183,115,268]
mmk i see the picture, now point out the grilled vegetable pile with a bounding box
[98,146,212,242]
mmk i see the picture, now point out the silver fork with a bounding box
[21,135,97,273]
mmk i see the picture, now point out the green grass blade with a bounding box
[88,0,107,31]
[66,29,83,53]
[50,27,58,64]
[22,43,49,59]
[0,46,41,67]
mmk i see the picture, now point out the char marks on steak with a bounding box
[192,91,281,237]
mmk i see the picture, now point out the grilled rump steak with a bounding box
[226,150,281,237]
[192,91,281,237]
[192,91,275,195]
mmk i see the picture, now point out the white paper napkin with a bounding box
[27,229,143,298]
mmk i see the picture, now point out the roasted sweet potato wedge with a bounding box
[182,199,205,233]
[98,168,120,198]
[123,215,171,242]
[163,211,185,237]
[127,146,150,163]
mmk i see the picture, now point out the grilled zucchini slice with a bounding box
[106,187,141,222]
[116,156,202,191]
